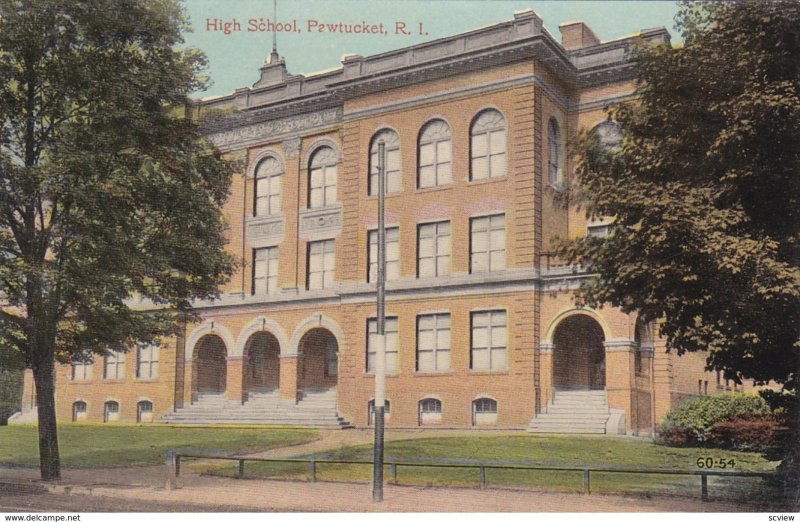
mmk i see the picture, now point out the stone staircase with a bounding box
[160,388,351,428]
[527,389,623,435]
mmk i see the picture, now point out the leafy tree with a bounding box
[559,0,799,491]
[0,0,235,480]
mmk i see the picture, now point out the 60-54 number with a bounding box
[696,457,735,469]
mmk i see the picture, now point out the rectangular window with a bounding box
[71,360,92,381]
[103,351,125,380]
[253,247,279,295]
[471,310,507,371]
[367,317,399,374]
[470,214,506,273]
[416,313,450,372]
[368,228,399,283]
[307,239,335,290]
[136,344,159,380]
[417,221,450,278]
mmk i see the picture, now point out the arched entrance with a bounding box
[193,334,227,395]
[552,314,605,390]
[244,332,281,393]
[297,328,338,392]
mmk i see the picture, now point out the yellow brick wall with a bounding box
[54,337,179,423]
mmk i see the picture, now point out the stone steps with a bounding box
[160,389,350,428]
[527,390,613,435]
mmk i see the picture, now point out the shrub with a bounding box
[656,424,697,447]
[657,393,770,446]
[705,414,790,451]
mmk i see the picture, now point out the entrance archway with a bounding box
[244,332,281,393]
[552,314,605,389]
[193,334,227,394]
[297,328,338,392]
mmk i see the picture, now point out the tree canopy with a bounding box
[0,0,235,479]
[561,0,799,390]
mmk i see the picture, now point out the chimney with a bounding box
[559,21,601,50]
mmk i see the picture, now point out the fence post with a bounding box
[479,466,486,489]
[701,474,708,501]
[583,468,591,494]
[165,450,177,491]
[309,460,317,482]
[237,459,245,480]
[175,455,181,477]
[389,463,397,484]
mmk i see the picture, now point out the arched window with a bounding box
[72,401,87,422]
[103,401,120,423]
[308,146,338,208]
[470,109,507,180]
[254,156,283,216]
[593,120,623,149]
[137,400,153,423]
[418,398,442,425]
[369,129,401,195]
[472,398,498,425]
[548,117,563,187]
[367,399,391,426]
[417,120,452,188]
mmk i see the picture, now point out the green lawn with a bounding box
[207,434,779,503]
[0,424,318,469]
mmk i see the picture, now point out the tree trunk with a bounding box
[32,357,60,481]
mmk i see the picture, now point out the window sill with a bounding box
[469,370,509,376]
[467,175,508,186]
[134,378,160,383]
[101,379,126,384]
[415,184,452,195]
[366,191,404,200]
[414,371,453,377]
[66,380,93,384]
[363,372,399,378]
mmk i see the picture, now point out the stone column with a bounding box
[279,354,299,403]
[184,357,196,405]
[20,369,36,412]
[604,338,636,433]
[539,341,554,408]
[226,356,245,403]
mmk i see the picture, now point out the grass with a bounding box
[0,424,318,469]
[205,434,780,503]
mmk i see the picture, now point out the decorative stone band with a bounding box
[278,353,299,359]
[603,338,637,352]
[539,341,554,354]
[298,204,343,241]
[281,137,302,159]
[206,107,342,152]
[246,215,285,247]
[639,342,655,356]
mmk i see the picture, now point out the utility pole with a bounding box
[372,140,386,502]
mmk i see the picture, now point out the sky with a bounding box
[182,1,681,99]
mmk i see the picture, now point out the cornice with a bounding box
[193,13,669,144]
